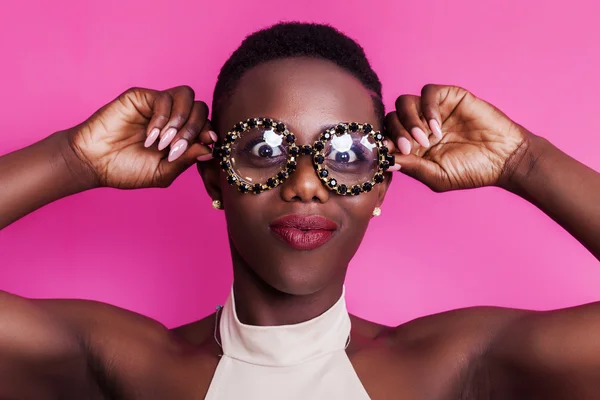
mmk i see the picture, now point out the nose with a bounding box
[280,154,330,203]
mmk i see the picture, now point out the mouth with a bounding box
[269,214,338,251]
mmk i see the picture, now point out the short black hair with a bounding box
[211,22,384,129]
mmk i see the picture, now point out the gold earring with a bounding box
[212,200,223,210]
[372,207,381,217]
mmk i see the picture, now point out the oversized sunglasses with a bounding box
[212,117,394,196]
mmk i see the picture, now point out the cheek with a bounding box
[338,192,379,226]
[221,185,278,228]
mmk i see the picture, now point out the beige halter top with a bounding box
[204,287,371,399]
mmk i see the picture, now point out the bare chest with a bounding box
[109,338,479,400]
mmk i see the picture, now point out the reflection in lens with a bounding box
[323,132,378,186]
[231,127,288,183]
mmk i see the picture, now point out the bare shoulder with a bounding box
[392,306,528,344]
[34,298,192,397]
[350,306,530,399]
[35,297,176,348]
[170,312,216,346]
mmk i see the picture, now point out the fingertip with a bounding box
[429,119,443,139]
[397,137,412,155]
[411,127,430,148]
[167,139,188,162]
[208,130,218,143]
[144,128,160,148]
[196,154,213,162]
[158,128,177,151]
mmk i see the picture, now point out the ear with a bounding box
[197,159,222,202]
[376,172,393,207]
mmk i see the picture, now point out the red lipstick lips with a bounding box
[269,215,338,251]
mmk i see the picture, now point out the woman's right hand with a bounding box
[65,86,215,189]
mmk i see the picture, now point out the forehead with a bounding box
[218,57,378,139]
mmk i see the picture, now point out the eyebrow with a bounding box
[318,123,337,133]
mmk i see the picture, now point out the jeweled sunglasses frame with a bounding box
[212,117,395,196]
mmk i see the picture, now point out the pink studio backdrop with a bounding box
[0,0,599,328]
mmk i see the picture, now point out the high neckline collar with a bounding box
[219,286,351,367]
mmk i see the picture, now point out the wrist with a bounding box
[499,129,552,195]
[53,128,100,191]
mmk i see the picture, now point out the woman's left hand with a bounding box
[385,84,534,192]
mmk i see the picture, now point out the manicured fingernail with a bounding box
[168,139,188,162]
[411,127,430,148]
[383,139,392,149]
[158,128,177,151]
[208,130,218,143]
[397,137,412,155]
[144,128,160,148]
[387,163,402,172]
[196,154,213,161]
[429,119,443,139]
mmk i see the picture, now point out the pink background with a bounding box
[1,0,599,328]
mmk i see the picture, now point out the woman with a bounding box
[1,22,599,399]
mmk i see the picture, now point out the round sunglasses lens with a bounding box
[230,126,288,184]
[322,132,379,186]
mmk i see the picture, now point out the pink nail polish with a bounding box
[411,127,430,148]
[397,137,412,155]
[429,119,443,139]
[387,163,402,172]
[168,139,188,162]
[209,130,218,143]
[158,128,177,151]
[196,154,213,162]
[145,128,160,148]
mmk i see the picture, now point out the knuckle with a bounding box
[177,85,195,99]
[195,101,209,117]
[395,94,419,111]
[169,115,186,128]
[153,114,169,124]
[125,86,142,95]
[182,123,202,139]
[395,95,410,109]
[159,91,172,102]
[421,84,438,95]
[385,110,396,121]
[158,179,172,189]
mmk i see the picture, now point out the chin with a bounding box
[257,258,341,296]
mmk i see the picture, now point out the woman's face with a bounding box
[204,57,390,295]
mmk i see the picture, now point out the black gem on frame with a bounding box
[278,171,288,180]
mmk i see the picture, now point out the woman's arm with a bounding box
[504,134,600,261]
[0,86,214,230]
[385,84,600,397]
[0,130,96,229]
[0,289,95,398]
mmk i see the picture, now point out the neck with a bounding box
[230,245,345,326]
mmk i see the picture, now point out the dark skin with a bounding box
[1,56,600,399]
